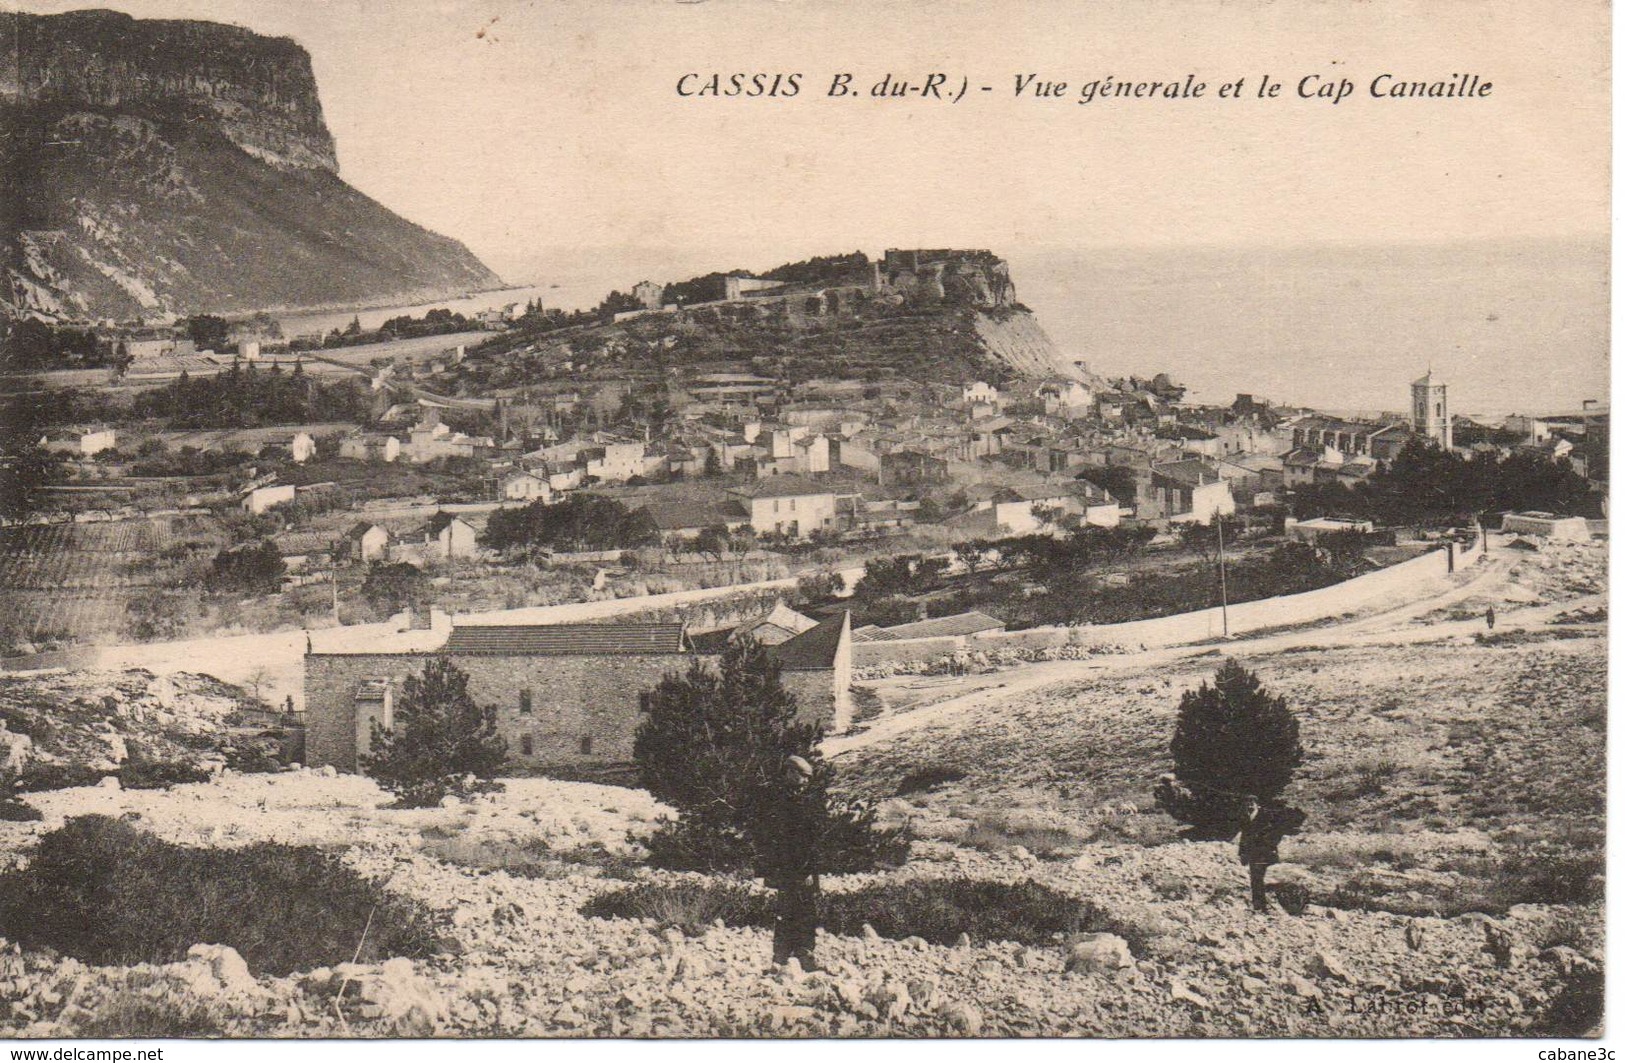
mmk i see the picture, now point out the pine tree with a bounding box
[1155,659,1304,838]
[361,657,508,807]
[633,638,902,876]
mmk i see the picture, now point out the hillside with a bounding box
[1,9,502,321]
[453,250,1086,388]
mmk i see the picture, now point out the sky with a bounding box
[13,0,1612,412]
[13,0,1611,279]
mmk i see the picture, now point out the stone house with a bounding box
[340,433,401,463]
[416,513,479,560]
[962,381,1001,408]
[726,477,844,537]
[1150,459,1236,523]
[639,500,751,544]
[500,469,554,502]
[79,428,117,457]
[632,280,664,310]
[1291,417,1411,461]
[582,441,647,483]
[242,483,296,514]
[990,481,1120,534]
[1038,379,1094,419]
[303,613,853,773]
[879,449,950,487]
[344,521,392,563]
[1500,511,1591,540]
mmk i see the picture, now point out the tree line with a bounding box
[1292,439,1598,526]
[481,495,660,555]
[130,362,371,428]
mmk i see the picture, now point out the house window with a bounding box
[519,689,533,714]
[520,734,534,756]
[579,735,593,755]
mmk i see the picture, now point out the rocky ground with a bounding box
[0,537,1603,1039]
[0,769,1599,1039]
[0,669,281,786]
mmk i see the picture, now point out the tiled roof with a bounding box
[728,476,840,500]
[444,623,690,656]
[1152,459,1223,487]
[737,602,819,641]
[425,511,472,535]
[856,611,1006,642]
[639,500,749,531]
[273,532,332,557]
[765,612,849,671]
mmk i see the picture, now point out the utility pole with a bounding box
[1216,515,1231,638]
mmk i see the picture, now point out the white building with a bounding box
[79,428,116,457]
[727,478,842,538]
[500,469,555,502]
[962,381,1000,407]
[582,441,646,483]
[243,484,297,515]
[289,432,316,464]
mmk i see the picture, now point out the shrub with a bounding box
[222,742,284,775]
[0,799,40,822]
[361,657,507,808]
[585,876,1141,949]
[361,561,431,617]
[420,833,639,881]
[959,815,1083,860]
[1155,659,1303,838]
[583,880,775,938]
[117,760,211,790]
[1532,966,1604,1037]
[895,765,968,796]
[1488,840,1604,907]
[0,815,440,975]
[634,638,905,877]
[17,762,104,792]
[74,986,230,1038]
[206,540,286,595]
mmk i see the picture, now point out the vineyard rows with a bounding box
[0,517,223,648]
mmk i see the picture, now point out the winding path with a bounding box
[824,550,1575,758]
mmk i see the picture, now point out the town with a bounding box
[0,1,1607,1044]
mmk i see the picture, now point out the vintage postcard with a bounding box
[0,0,1608,1048]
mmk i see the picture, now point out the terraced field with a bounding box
[0,515,222,654]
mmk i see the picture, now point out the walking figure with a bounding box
[765,755,821,968]
[1485,606,1496,632]
[1236,795,1307,912]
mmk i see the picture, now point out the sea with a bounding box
[278,238,1608,419]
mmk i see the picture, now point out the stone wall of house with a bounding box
[305,653,434,772]
[450,652,689,768]
[305,650,693,772]
[779,668,848,735]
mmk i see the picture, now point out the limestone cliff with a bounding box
[455,250,1083,387]
[1,9,502,320]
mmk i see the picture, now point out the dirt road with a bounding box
[824,548,1589,758]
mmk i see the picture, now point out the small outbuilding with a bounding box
[1499,511,1591,541]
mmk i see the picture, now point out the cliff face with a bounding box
[457,251,1082,388]
[2,9,502,320]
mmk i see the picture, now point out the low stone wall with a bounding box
[852,636,966,669]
